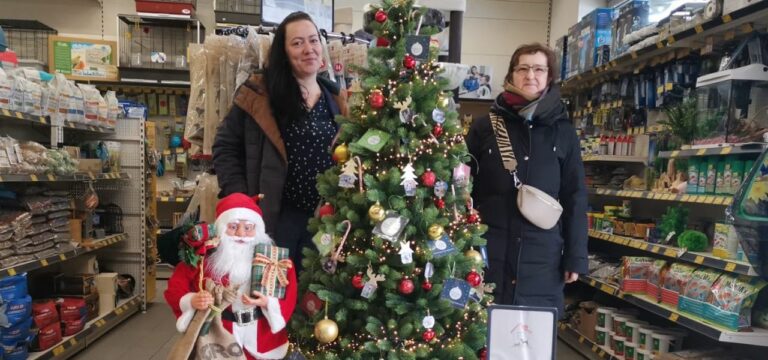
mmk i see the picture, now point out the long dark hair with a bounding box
[264,11,319,128]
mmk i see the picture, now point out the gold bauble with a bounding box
[428,224,444,240]
[368,202,386,222]
[333,143,350,163]
[465,248,483,266]
[314,317,339,344]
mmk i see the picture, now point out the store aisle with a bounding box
[77,280,585,359]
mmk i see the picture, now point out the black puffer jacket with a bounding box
[466,85,588,314]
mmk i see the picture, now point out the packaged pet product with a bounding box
[705,273,768,331]
[621,257,654,293]
[4,295,32,326]
[0,273,28,301]
[0,68,12,110]
[651,329,685,355]
[68,81,85,124]
[78,84,100,125]
[697,160,707,194]
[730,158,744,195]
[624,320,648,345]
[705,157,717,193]
[612,313,636,338]
[3,342,28,360]
[637,325,662,350]
[713,223,739,260]
[0,317,32,345]
[646,260,667,301]
[687,158,699,194]
[32,299,59,328]
[715,160,726,194]
[30,321,62,351]
[678,268,722,318]
[105,91,119,129]
[595,326,608,346]
[661,263,697,307]
[596,306,617,330]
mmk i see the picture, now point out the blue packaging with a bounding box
[0,275,27,302]
[3,296,31,327]
[579,8,613,73]
[118,100,148,120]
[3,343,26,360]
[0,317,31,345]
[555,36,569,81]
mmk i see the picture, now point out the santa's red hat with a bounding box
[215,193,265,235]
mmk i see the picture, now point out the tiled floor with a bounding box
[76,280,586,359]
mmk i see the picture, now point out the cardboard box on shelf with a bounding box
[96,272,118,295]
[55,274,96,295]
[572,301,599,341]
[62,146,80,159]
[98,292,116,316]
[64,255,99,275]
[77,159,102,173]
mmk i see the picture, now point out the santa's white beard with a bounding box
[206,232,272,287]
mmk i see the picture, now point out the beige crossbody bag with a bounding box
[489,113,563,229]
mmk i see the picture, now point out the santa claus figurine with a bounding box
[165,193,298,359]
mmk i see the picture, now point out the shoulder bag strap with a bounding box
[489,113,518,173]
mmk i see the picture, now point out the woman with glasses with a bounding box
[466,43,588,315]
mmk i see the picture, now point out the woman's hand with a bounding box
[241,291,268,308]
[564,271,579,284]
[191,290,214,310]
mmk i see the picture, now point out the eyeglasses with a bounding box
[514,65,548,76]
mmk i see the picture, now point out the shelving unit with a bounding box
[588,188,734,205]
[580,276,768,346]
[0,172,130,182]
[582,155,648,164]
[588,230,757,276]
[658,143,766,159]
[557,323,617,360]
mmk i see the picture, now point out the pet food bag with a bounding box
[621,257,654,293]
[705,274,768,331]
[646,260,667,301]
[661,263,697,307]
[679,268,722,318]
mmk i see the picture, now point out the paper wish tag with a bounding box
[361,266,386,299]
[434,181,448,198]
[405,35,430,61]
[357,129,391,153]
[338,173,356,188]
[441,278,471,309]
[427,234,457,258]
[311,232,337,257]
[453,164,470,187]
[469,287,482,303]
[373,211,409,242]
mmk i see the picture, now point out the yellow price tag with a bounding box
[695,24,704,33]
[176,197,185,202]
[70,338,78,346]
[725,198,733,205]
[161,197,170,202]
[560,323,566,330]
[53,345,65,356]
[705,196,715,204]
[714,197,726,205]
[59,254,67,260]
[665,83,673,91]
[721,147,733,155]
[601,284,614,294]
[741,23,754,33]
[39,117,47,124]
[725,263,737,272]
[640,243,649,251]
[8,268,16,276]
[47,174,55,181]
[656,41,664,49]
[579,336,585,343]
[668,35,675,44]
[669,313,680,322]
[599,350,606,357]
[1,109,9,116]
[670,150,680,158]
[40,259,48,266]
[592,345,598,352]
[663,194,675,200]
[29,174,38,181]
[14,111,23,119]
[590,279,597,287]
[696,148,707,156]
[115,307,124,315]
[664,248,678,257]
[681,195,691,202]
[722,14,732,23]
[694,256,705,264]
[652,245,661,253]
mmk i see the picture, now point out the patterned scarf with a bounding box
[497,80,548,122]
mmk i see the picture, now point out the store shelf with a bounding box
[658,143,766,159]
[589,230,756,276]
[118,66,191,85]
[582,155,647,164]
[0,109,49,127]
[580,276,768,346]
[28,295,142,360]
[162,148,186,156]
[157,196,191,203]
[561,1,768,94]
[0,233,128,279]
[588,188,733,206]
[62,121,116,134]
[0,172,130,182]
[557,322,616,360]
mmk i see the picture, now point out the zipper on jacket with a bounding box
[511,120,534,305]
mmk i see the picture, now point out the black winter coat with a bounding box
[212,74,348,235]
[466,86,588,314]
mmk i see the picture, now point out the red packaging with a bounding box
[645,260,668,302]
[620,257,654,293]
[661,263,697,307]
[57,297,87,322]
[32,322,62,351]
[135,1,195,16]
[32,299,59,328]
[61,316,86,336]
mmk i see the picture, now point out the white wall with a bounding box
[549,0,580,46]
[579,0,609,17]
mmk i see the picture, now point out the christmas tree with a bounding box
[289,1,491,358]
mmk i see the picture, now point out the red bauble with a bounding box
[434,198,445,209]
[403,54,416,69]
[352,272,365,289]
[318,202,335,218]
[422,280,433,291]
[422,328,436,342]
[478,347,488,359]
[369,90,385,109]
[421,169,436,187]
[398,277,415,295]
[375,9,388,23]
[467,212,480,224]
[376,37,390,47]
[432,124,443,137]
[466,270,482,287]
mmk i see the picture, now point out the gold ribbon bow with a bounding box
[252,252,293,291]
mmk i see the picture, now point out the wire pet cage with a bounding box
[118,15,205,70]
[0,19,57,71]
[214,0,261,25]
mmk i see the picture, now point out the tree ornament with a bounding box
[361,265,386,299]
[368,202,386,222]
[376,37,390,47]
[369,90,385,109]
[422,280,433,291]
[400,162,418,196]
[338,158,358,188]
[399,241,414,264]
[352,272,365,289]
[467,210,480,224]
[465,247,483,266]
[403,54,416,69]
[466,269,482,287]
[434,198,445,209]
[422,328,436,342]
[332,143,350,163]
[398,277,415,295]
[432,124,443,138]
[428,224,444,240]
[375,9,388,23]
[421,169,436,187]
[314,318,339,344]
[318,202,335,218]
[478,347,488,359]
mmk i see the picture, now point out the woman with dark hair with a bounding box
[466,43,588,315]
[213,11,347,270]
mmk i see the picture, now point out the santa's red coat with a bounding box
[164,261,297,359]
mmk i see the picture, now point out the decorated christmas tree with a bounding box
[289,1,491,358]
